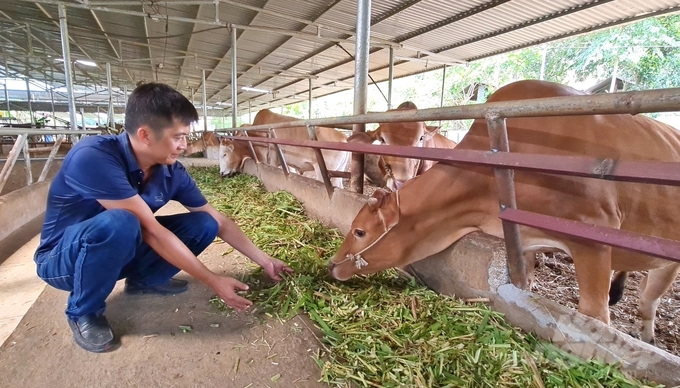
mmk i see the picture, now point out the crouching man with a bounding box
[33,83,292,353]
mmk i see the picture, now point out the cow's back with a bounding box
[251,109,349,172]
[459,80,680,161]
[455,80,680,250]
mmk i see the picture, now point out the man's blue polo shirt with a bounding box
[36,132,207,255]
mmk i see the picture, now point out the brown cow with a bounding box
[219,109,350,188]
[348,101,458,190]
[184,131,220,156]
[329,80,680,344]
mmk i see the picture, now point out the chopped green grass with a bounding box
[190,166,662,388]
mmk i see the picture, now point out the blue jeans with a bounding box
[34,209,218,321]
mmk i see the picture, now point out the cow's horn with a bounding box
[367,197,378,207]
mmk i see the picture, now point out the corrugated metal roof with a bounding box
[1,0,679,117]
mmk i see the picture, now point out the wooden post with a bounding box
[0,134,27,193]
[38,135,64,182]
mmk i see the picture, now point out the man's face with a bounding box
[149,120,190,165]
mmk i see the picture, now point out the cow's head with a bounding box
[219,138,241,178]
[329,189,403,280]
[347,102,438,190]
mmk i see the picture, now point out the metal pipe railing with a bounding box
[216,87,680,133]
[219,87,680,290]
[0,129,101,135]
[222,136,680,186]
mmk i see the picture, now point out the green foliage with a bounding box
[270,15,680,138]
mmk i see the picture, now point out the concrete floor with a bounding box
[0,159,328,387]
[0,234,45,347]
[0,157,212,346]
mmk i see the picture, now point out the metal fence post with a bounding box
[0,134,27,193]
[269,128,289,176]
[486,113,528,289]
[307,124,334,197]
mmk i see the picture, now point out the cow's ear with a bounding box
[377,194,399,229]
[348,129,379,144]
[423,125,440,141]
[221,140,234,152]
[367,188,390,210]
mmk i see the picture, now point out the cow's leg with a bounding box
[332,176,344,189]
[570,243,612,324]
[638,265,680,343]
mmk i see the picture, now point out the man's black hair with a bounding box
[124,82,198,138]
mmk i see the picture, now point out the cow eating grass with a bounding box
[219,109,350,188]
[329,80,680,345]
[347,101,458,191]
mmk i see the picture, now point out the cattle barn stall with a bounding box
[2,0,680,386]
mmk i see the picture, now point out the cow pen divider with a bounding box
[217,86,680,290]
[0,128,100,193]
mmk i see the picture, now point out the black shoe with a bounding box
[124,278,189,295]
[67,314,116,353]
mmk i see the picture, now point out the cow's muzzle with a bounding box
[220,171,239,178]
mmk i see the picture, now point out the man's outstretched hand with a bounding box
[211,276,253,312]
[262,256,294,282]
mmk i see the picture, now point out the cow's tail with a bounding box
[608,271,628,306]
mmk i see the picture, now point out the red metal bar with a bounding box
[486,114,527,289]
[499,208,680,264]
[328,171,351,178]
[306,125,334,198]
[224,136,680,187]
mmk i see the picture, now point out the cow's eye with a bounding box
[379,137,386,144]
[353,229,366,238]
[419,135,424,142]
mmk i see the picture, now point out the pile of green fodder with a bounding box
[190,167,660,388]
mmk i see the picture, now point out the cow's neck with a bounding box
[395,163,500,265]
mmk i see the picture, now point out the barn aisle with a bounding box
[0,181,327,387]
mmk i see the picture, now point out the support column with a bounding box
[25,77,34,126]
[4,82,10,125]
[202,69,208,131]
[351,0,371,194]
[106,62,114,128]
[123,85,128,111]
[231,26,238,128]
[80,107,86,130]
[308,78,313,119]
[439,65,446,128]
[388,46,394,110]
[58,4,78,131]
[48,80,55,128]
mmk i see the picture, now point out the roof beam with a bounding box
[391,0,511,44]
[206,0,345,106]
[0,33,101,94]
[234,0,467,107]
[89,9,135,83]
[29,5,113,87]
[177,3,211,91]
[141,3,158,81]
[430,0,617,55]
[201,0,276,104]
